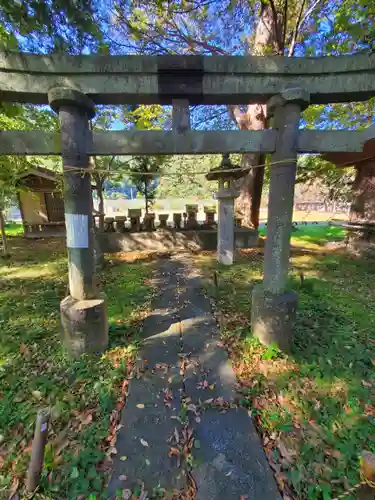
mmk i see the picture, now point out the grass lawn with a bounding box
[4,222,24,237]
[0,238,154,499]
[259,224,346,246]
[198,227,374,499]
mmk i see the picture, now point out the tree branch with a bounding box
[288,0,306,56]
[282,0,288,52]
[267,0,281,52]
[288,0,324,56]
[299,0,324,31]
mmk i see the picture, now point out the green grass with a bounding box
[0,239,153,499]
[4,222,23,237]
[259,224,346,245]
[198,228,374,499]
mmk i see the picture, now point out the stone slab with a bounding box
[2,51,375,104]
[0,129,365,156]
[192,409,281,500]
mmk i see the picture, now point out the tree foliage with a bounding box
[103,0,375,224]
[0,0,102,53]
[157,155,217,199]
[129,156,169,212]
[297,155,355,203]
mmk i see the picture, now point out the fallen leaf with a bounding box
[31,390,42,400]
[187,404,198,414]
[71,466,79,479]
[140,438,149,447]
[277,441,296,463]
[136,403,145,409]
[168,446,181,467]
[8,477,19,498]
[120,455,128,461]
[80,413,93,426]
[362,380,372,388]
[197,380,209,390]
[174,427,179,444]
[55,437,70,456]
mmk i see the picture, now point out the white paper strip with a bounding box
[66,213,88,248]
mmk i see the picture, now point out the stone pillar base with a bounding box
[217,250,234,266]
[251,285,297,352]
[60,295,108,358]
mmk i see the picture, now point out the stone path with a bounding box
[108,254,280,499]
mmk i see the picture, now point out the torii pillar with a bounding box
[48,88,108,358]
[252,88,310,351]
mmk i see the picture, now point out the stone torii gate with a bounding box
[1,52,375,356]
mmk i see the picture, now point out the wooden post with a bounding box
[26,408,50,493]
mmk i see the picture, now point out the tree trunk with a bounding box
[234,4,281,229]
[0,209,9,256]
[350,162,375,223]
[97,180,105,232]
[144,181,149,214]
[235,109,267,228]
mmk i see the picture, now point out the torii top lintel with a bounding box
[1,52,375,105]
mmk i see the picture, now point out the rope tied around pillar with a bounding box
[62,157,298,178]
[332,477,375,500]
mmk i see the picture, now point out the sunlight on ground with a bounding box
[0,260,65,279]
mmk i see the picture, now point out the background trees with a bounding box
[128,156,168,213]
[99,0,375,225]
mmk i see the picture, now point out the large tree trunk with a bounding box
[0,209,9,256]
[234,4,281,229]
[350,162,375,223]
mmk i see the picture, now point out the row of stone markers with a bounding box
[99,207,243,232]
[49,85,307,358]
